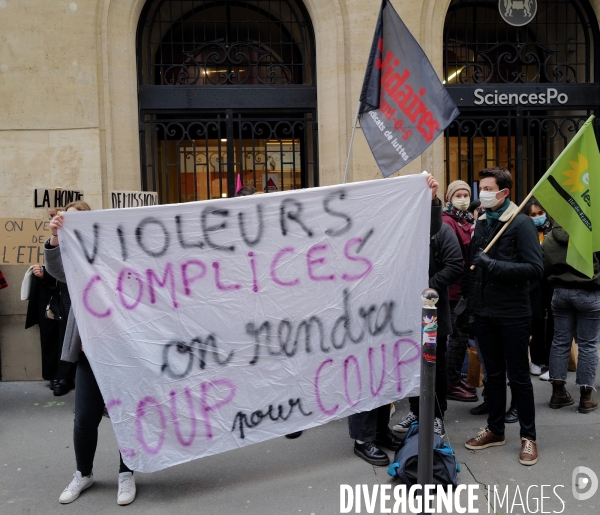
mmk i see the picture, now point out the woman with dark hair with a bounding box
[527,199,553,242]
[46,201,137,506]
[526,199,554,379]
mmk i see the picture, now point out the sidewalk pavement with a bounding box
[1,368,599,515]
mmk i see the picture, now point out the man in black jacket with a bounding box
[463,167,543,466]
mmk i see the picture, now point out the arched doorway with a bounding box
[137,0,317,203]
[443,0,599,201]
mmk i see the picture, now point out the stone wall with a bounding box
[2,0,593,379]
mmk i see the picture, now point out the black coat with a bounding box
[465,202,543,318]
[429,203,464,336]
[25,268,62,380]
[25,268,58,329]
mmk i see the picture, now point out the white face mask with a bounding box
[453,197,470,211]
[479,190,505,209]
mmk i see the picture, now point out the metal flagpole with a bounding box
[343,100,362,184]
[417,288,439,510]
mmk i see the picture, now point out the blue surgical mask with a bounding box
[532,214,547,227]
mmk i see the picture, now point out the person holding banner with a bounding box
[350,174,444,466]
[393,182,463,438]
[463,167,543,466]
[45,201,137,506]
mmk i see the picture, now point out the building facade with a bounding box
[1,0,599,379]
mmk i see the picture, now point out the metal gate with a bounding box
[444,109,595,201]
[140,110,317,203]
[443,0,600,201]
[137,0,317,202]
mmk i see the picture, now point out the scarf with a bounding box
[537,219,552,242]
[486,198,510,227]
[443,203,475,224]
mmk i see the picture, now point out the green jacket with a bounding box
[542,225,600,290]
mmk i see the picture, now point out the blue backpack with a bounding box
[388,422,460,487]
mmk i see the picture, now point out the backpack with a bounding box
[387,422,460,487]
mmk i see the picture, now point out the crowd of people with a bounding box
[379,167,597,471]
[25,168,599,506]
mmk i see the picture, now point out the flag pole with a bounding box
[343,100,362,184]
[470,191,535,270]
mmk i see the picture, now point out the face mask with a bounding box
[532,214,547,227]
[479,190,505,209]
[453,198,470,211]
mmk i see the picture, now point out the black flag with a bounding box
[359,0,459,177]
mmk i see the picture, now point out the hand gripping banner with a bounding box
[58,174,430,472]
[359,0,460,177]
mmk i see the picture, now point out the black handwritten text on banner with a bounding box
[58,175,430,472]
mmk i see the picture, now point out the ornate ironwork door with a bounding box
[444,110,595,200]
[137,0,317,203]
[140,110,316,203]
[443,0,600,202]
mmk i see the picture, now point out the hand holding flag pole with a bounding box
[471,115,599,277]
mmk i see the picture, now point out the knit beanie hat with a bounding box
[446,180,471,202]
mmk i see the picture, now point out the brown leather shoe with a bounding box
[465,428,505,450]
[447,384,479,402]
[549,381,575,409]
[579,387,599,413]
[519,437,538,466]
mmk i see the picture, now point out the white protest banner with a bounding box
[111,191,158,209]
[58,174,430,473]
[34,188,84,209]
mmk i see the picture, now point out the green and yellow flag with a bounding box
[532,115,600,278]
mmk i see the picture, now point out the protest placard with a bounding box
[111,191,158,209]
[58,173,430,472]
[1,218,51,265]
[34,189,84,209]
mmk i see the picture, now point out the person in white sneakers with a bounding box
[46,204,137,506]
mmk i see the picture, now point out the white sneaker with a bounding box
[530,363,542,376]
[59,471,94,504]
[539,370,550,381]
[117,472,136,506]
[392,411,417,433]
[434,417,446,438]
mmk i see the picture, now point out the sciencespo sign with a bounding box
[473,87,568,106]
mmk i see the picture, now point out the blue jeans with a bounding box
[549,288,600,387]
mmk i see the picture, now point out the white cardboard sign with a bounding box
[58,174,430,472]
[110,191,158,209]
